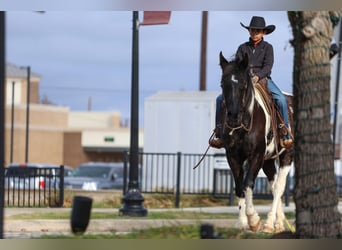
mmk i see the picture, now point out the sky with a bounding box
[6,11,295,127]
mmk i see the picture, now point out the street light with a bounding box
[119,11,147,217]
[20,66,30,163]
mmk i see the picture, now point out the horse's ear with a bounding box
[219,51,228,71]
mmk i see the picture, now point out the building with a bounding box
[143,90,224,192]
[4,63,142,168]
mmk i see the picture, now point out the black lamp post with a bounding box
[20,66,30,163]
[119,11,147,217]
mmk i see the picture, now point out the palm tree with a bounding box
[288,11,341,238]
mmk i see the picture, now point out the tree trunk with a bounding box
[288,11,341,238]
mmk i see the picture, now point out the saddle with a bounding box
[253,79,293,148]
[216,78,293,151]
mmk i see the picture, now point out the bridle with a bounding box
[222,71,255,136]
[226,111,254,135]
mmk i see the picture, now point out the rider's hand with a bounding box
[252,75,259,84]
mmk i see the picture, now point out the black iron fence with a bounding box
[4,152,341,208]
[3,165,64,207]
[123,152,292,207]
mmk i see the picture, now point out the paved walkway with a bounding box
[2,202,341,239]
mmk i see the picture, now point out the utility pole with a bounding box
[333,18,342,147]
[22,66,30,163]
[199,11,208,91]
[0,11,5,239]
[10,81,15,163]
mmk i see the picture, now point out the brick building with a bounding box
[4,63,142,168]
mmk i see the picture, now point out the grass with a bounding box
[37,225,275,239]
[7,211,296,220]
[62,191,276,209]
[6,211,239,220]
[6,192,298,239]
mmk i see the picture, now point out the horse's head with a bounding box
[219,51,254,125]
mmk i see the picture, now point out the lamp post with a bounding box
[20,66,30,163]
[10,81,15,163]
[119,11,147,217]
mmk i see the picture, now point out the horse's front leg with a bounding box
[263,164,291,233]
[245,186,262,232]
[243,157,263,232]
[236,197,249,229]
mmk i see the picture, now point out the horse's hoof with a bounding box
[249,219,262,232]
[275,227,285,233]
[262,224,275,233]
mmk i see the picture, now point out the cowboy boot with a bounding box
[209,127,224,149]
[280,137,293,149]
[279,124,294,149]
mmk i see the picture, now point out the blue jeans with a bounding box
[267,79,290,133]
[215,94,223,126]
[215,79,290,139]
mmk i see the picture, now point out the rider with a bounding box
[209,16,293,149]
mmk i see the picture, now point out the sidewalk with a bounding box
[3,202,341,239]
[3,202,297,217]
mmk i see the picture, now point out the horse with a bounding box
[218,51,293,233]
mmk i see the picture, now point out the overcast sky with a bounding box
[6,11,295,126]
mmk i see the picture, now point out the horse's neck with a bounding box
[253,85,269,115]
[246,85,256,115]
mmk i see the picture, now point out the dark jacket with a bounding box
[235,38,274,79]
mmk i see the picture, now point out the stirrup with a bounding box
[209,138,224,149]
[280,138,293,149]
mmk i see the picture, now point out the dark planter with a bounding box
[70,196,93,235]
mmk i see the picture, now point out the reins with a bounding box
[226,110,254,136]
[193,109,254,170]
[193,131,215,170]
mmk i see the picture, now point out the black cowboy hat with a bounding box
[240,16,275,34]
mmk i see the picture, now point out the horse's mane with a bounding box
[222,55,247,76]
[226,54,237,65]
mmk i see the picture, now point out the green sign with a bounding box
[104,136,114,142]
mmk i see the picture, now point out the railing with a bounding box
[123,152,291,207]
[3,166,64,207]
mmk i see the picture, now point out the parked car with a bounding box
[5,163,69,190]
[56,165,74,177]
[64,162,125,191]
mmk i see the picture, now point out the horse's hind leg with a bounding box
[263,164,291,233]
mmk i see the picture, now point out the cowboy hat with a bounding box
[240,16,275,34]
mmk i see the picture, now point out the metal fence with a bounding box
[134,152,342,207]
[4,153,341,208]
[140,152,220,194]
[126,152,290,207]
[137,152,277,194]
[3,166,64,207]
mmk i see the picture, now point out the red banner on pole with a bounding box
[140,11,171,25]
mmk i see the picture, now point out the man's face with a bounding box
[249,28,266,43]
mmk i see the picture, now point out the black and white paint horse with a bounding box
[218,52,293,233]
